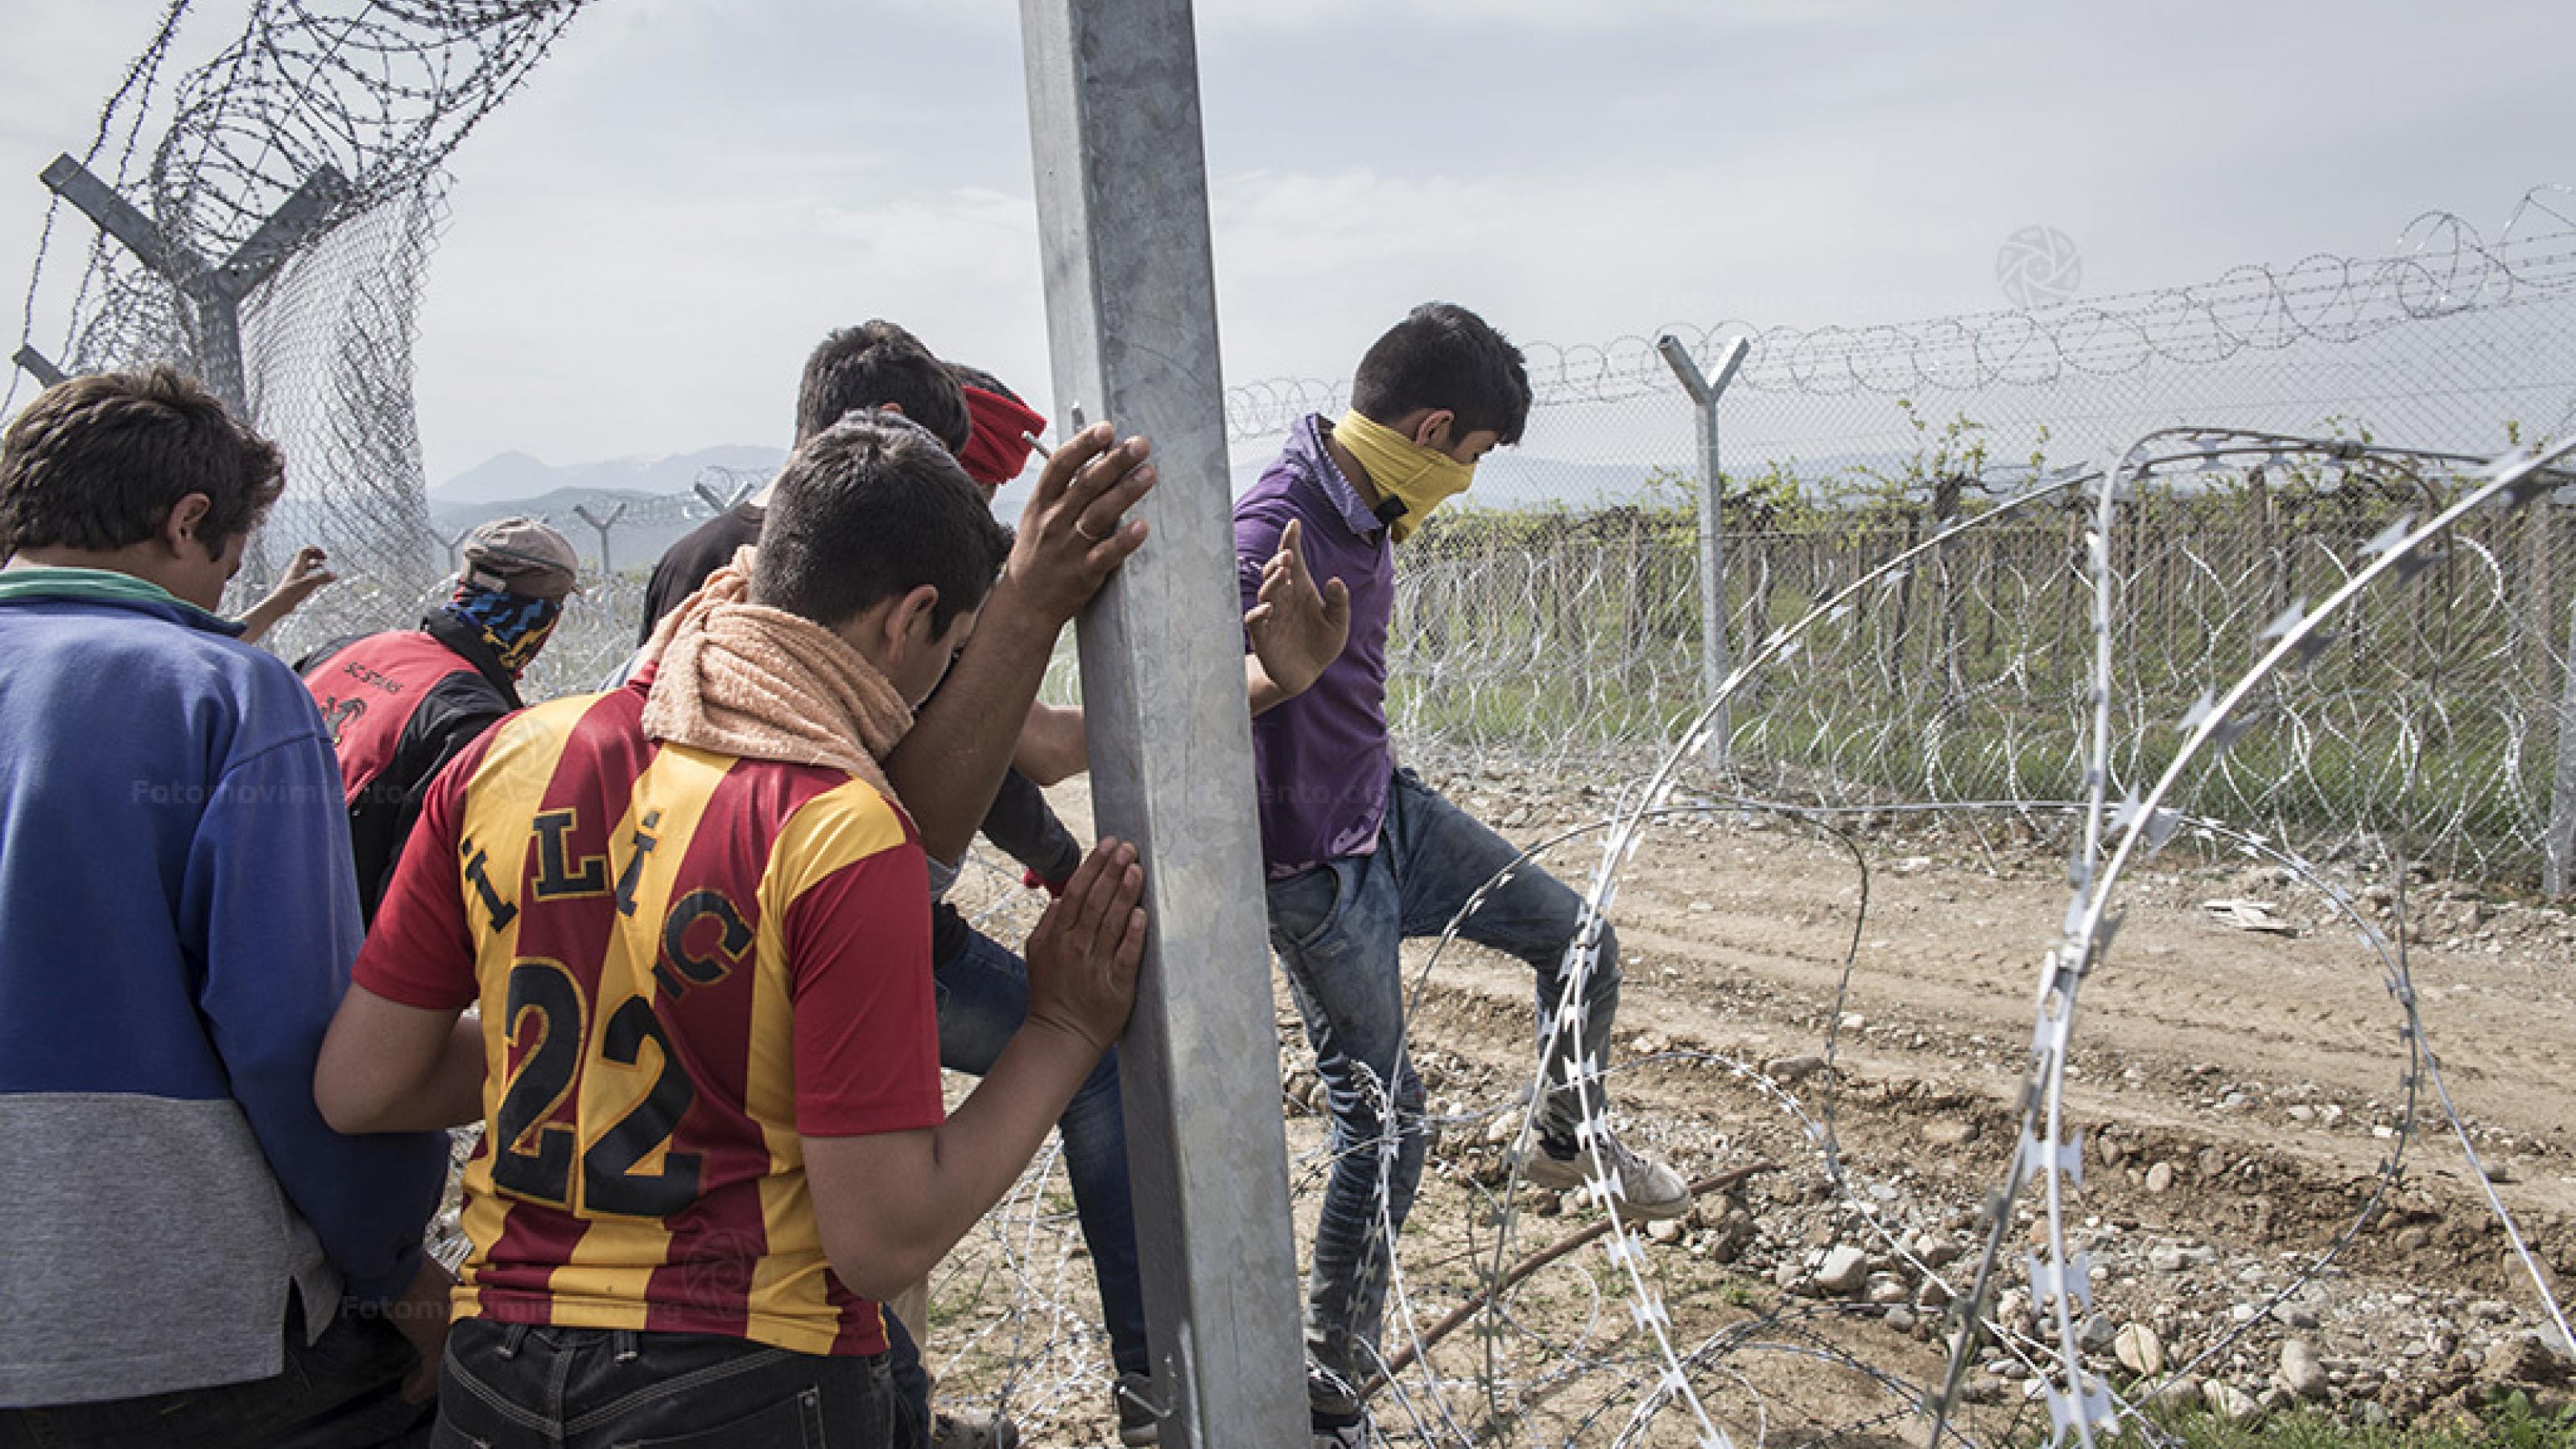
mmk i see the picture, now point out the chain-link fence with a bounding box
[1209,188,2576,886]
[9,0,598,617]
[22,14,2576,889]
[288,188,2576,887]
[1355,475,2568,879]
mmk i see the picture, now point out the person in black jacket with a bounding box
[298,516,579,922]
[632,334,1344,1448]
[638,336,1145,1445]
[638,322,976,646]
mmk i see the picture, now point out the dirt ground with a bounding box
[922,763,2576,1447]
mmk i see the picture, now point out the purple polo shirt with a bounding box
[1236,414,1398,878]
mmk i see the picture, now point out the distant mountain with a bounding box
[429,486,667,533]
[429,487,716,575]
[435,445,785,506]
[435,451,554,506]
[439,436,2039,534]
[418,441,1695,578]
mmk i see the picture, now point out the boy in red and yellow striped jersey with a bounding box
[314,414,1154,1447]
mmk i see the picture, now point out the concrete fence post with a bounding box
[570,502,625,576]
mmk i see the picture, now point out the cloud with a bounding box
[10,0,2574,483]
[1193,0,1901,35]
[412,176,1051,482]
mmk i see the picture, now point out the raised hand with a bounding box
[1021,838,1148,1055]
[233,544,339,645]
[1244,518,1352,699]
[275,545,336,605]
[1007,423,1156,626]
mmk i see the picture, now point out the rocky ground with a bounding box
[860,763,2576,1443]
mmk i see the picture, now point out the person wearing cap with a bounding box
[297,514,580,923]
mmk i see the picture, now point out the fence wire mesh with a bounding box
[21,12,2576,1443]
[9,0,598,613]
[1211,187,2576,886]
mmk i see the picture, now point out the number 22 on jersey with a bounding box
[489,956,702,1219]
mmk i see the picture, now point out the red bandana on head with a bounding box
[956,385,1050,487]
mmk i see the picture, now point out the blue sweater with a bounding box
[0,568,448,1406]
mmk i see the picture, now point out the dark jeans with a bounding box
[880,1313,931,1449]
[934,924,1149,1377]
[0,1296,430,1449]
[431,1318,898,1448]
[1266,767,1620,1413]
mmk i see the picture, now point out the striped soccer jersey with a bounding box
[354,679,941,1356]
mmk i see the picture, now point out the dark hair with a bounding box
[795,321,972,453]
[1349,302,1532,446]
[0,367,283,557]
[753,412,1013,636]
[943,361,1019,404]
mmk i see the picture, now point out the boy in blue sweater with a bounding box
[0,369,452,1447]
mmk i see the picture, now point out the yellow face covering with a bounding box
[1334,410,1476,542]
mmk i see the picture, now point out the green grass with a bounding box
[1375,572,2553,882]
[1024,498,2569,885]
[2102,1393,2576,1449]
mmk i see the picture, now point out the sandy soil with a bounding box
[921,766,2576,1446]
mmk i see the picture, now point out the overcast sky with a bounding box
[1,0,2570,486]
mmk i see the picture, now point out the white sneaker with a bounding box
[1311,1419,1370,1448]
[1521,1132,1692,1220]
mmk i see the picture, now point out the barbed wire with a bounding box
[29,11,2576,1443]
[10,1,603,616]
[863,432,2576,1448]
[1930,431,2576,1448]
[1223,188,2576,442]
[1368,431,2574,1448]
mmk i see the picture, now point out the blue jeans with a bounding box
[1265,767,1620,1413]
[429,1318,897,1447]
[934,925,1149,1377]
[0,1295,430,1449]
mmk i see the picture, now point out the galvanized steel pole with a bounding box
[11,345,67,389]
[1017,3,1307,1445]
[1657,334,1750,766]
[37,154,348,592]
[2547,588,2576,896]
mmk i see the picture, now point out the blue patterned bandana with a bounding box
[443,578,563,676]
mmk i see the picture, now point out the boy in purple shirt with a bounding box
[1234,303,1689,1446]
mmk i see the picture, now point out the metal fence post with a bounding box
[1017,1,1307,1445]
[1656,334,1750,765]
[36,154,348,590]
[11,345,68,389]
[2546,585,2576,896]
[691,479,755,514]
[570,502,625,576]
